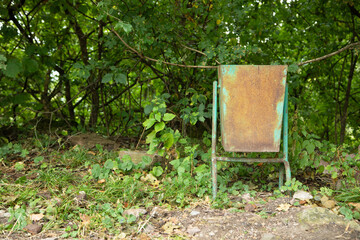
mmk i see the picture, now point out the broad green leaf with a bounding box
[34,156,44,163]
[13,93,31,105]
[120,159,134,171]
[163,133,174,149]
[20,149,29,157]
[138,156,152,169]
[114,21,133,33]
[102,73,113,83]
[154,122,165,132]
[3,58,22,78]
[151,166,163,177]
[23,57,38,74]
[91,164,101,178]
[122,155,132,161]
[170,159,180,168]
[104,159,115,169]
[143,118,156,129]
[114,73,127,84]
[154,112,161,122]
[145,130,157,143]
[163,113,175,121]
[195,164,208,174]
[144,104,153,115]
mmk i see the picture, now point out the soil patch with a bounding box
[1,196,359,239]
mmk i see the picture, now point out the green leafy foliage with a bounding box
[7,206,27,230]
[1,0,360,235]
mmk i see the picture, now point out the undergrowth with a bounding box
[0,120,359,237]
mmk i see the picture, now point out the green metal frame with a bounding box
[211,81,291,199]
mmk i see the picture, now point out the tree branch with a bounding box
[181,44,221,65]
[110,28,218,69]
[298,42,360,66]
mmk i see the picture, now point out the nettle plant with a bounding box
[178,88,212,126]
[290,117,360,188]
[143,94,180,157]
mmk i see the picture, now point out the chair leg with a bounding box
[279,164,284,188]
[211,81,218,200]
[212,158,217,200]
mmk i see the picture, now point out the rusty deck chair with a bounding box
[211,65,291,199]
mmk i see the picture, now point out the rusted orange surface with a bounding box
[218,65,287,152]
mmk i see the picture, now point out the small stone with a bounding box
[144,223,155,233]
[187,226,201,235]
[320,195,329,204]
[75,191,87,201]
[123,208,147,218]
[261,233,275,240]
[262,233,281,240]
[209,231,215,236]
[0,210,11,218]
[293,190,313,201]
[24,223,42,234]
[323,200,336,209]
[190,210,200,216]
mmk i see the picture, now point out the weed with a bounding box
[7,205,27,231]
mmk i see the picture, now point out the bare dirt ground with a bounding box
[1,195,360,240]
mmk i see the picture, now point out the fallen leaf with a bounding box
[204,196,211,205]
[276,203,291,212]
[98,179,106,184]
[139,233,151,240]
[88,151,96,155]
[71,145,79,150]
[117,232,127,239]
[123,208,147,218]
[140,173,160,187]
[349,202,360,211]
[30,213,44,222]
[79,213,92,226]
[162,221,180,234]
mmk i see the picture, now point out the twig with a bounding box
[298,42,360,66]
[135,127,146,150]
[7,215,19,237]
[0,183,26,187]
[137,207,158,233]
[110,28,218,69]
[181,44,221,65]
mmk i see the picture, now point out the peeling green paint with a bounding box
[221,65,236,78]
[221,87,229,115]
[274,100,284,144]
[283,68,287,85]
